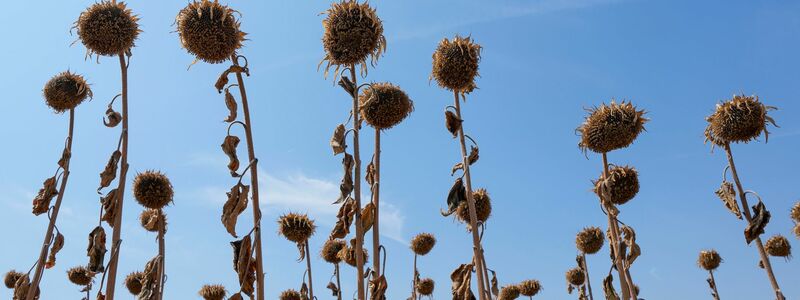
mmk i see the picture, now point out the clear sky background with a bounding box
[1,0,799,299]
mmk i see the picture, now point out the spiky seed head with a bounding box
[578,101,648,153]
[498,285,521,300]
[198,284,227,300]
[594,165,639,205]
[431,35,482,93]
[765,235,791,257]
[321,239,346,264]
[66,266,93,286]
[359,82,414,130]
[705,95,777,146]
[321,1,385,68]
[416,278,435,296]
[697,249,722,271]
[338,245,369,267]
[176,0,246,64]
[43,71,92,113]
[794,224,800,240]
[4,270,24,289]
[139,209,167,233]
[410,233,436,256]
[791,201,800,223]
[133,171,174,209]
[576,226,605,254]
[278,213,316,243]
[517,279,542,297]
[124,271,144,295]
[566,267,585,286]
[279,289,302,300]
[456,188,492,230]
[76,1,140,56]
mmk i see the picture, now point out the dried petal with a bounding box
[32,176,59,216]
[715,181,742,219]
[45,232,65,269]
[745,201,771,244]
[221,135,241,177]
[223,89,238,122]
[98,150,122,192]
[221,183,250,237]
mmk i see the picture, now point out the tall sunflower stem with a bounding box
[372,128,381,276]
[335,264,342,300]
[350,66,366,300]
[582,253,594,300]
[708,271,721,300]
[601,152,632,300]
[305,243,314,299]
[26,109,76,300]
[411,254,417,299]
[157,210,166,300]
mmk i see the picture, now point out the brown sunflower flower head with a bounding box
[416,278,435,296]
[765,235,791,258]
[456,188,492,230]
[4,270,24,289]
[594,165,639,205]
[359,82,414,130]
[410,233,436,256]
[791,201,800,223]
[133,170,174,209]
[278,213,316,243]
[75,1,140,56]
[43,71,92,113]
[576,226,605,254]
[176,0,247,64]
[279,289,302,300]
[704,95,777,146]
[198,284,227,300]
[139,209,167,233]
[566,267,585,286]
[338,241,369,267]
[321,239,346,264]
[321,0,386,74]
[697,249,722,271]
[498,285,521,300]
[124,271,144,295]
[66,266,94,286]
[577,101,648,154]
[431,35,481,93]
[518,279,542,297]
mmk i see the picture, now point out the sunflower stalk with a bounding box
[582,253,594,300]
[157,209,166,300]
[708,270,721,300]
[371,128,382,277]
[305,242,315,300]
[601,152,634,300]
[349,66,367,300]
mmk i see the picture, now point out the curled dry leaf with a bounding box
[228,293,243,300]
[369,274,388,300]
[223,89,238,123]
[331,197,356,239]
[98,150,122,192]
[441,178,466,217]
[138,256,161,300]
[232,235,256,296]
[366,160,376,188]
[221,135,241,177]
[12,275,36,300]
[602,273,620,300]
[621,226,640,267]
[327,281,340,296]
[445,110,462,137]
[296,242,306,262]
[361,202,376,233]
[450,263,475,300]
[32,176,58,216]
[335,153,354,204]
[715,181,741,219]
[45,232,65,269]
[222,183,250,237]
[451,146,479,176]
[87,226,107,273]
[331,124,347,155]
[489,269,499,297]
[745,201,771,244]
[104,107,122,128]
[215,66,248,93]
[58,145,71,169]
[338,76,356,98]
[300,282,310,300]
[100,189,118,227]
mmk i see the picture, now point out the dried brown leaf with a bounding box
[366,160,376,188]
[138,256,161,300]
[362,202,375,233]
[232,235,255,296]
[602,273,620,300]
[215,70,231,93]
[450,263,475,300]
[98,150,122,192]
[228,293,243,300]
[32,176,58,216]
[221,135,241,177]
[58,146,71,169]
[715,181,742,219]
[331,197,356,239]
[445,110,462,137]
[331,124,346,155]
[222,183,250,237]
[489,269,499,297]
[45,232,64,269]
[745,201,770,244]
[442,178,466,217]
[100,189,118,228]
[103,107,122,128]
[87,226,107,273]
[451,146,479,175]
[327,281,340,296]
[369,274,388,300]
[338,76,356,98]
[224,89,238,123]
[335,153,354,204]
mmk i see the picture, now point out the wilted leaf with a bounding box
[87,226,107,273]
[715,181,741,219]
[301,282,309,300]
[441,178,466,217]
[32,176,58,216]
[745,201,771,244]
[228,293,243,300]
[215,69,231,93]
[369,274,387,300]
[221,135,241,177]
[98,150,122,192]
[327,281,340,296]
[232,235,256,296]
[338,76,356,98]
[331,197,356,239]
[450,263,475,300]
[331,124,346,155]
[489,269,499,297]
[362,202,376,233]
[45,232,64,269]
[366,160,376,188]
[99,189,118,228]
[602,273,620,300]
[103,107,122,128]
[221,183,250,237]
[451,146,479,175]
[445,110,462,138]
[12,275,34,300]
[335,153,354,204]
[138,256,161,300]
[223,89,238,123]
[58,145,71,169]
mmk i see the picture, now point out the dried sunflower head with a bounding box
[321,0,385,70]
[791,201,800,223]
[359,82,414,130]
[517,279,542,297]
[139,209,167,233]
[321,239,346,264]
[577,101,648,153]
[566,267,585,286]
[176,0,246,64]
[124,271,144,295]
[75,1,140,56]
[338,244,369,267]
[133,170,174,209]
[431,35,481,93]
[456,188,492,230]
[278,213,316,243]
[410,233,436,256]
[705,95,777,146]
[765,235,791,257]
[66,266,93,286]
[279,289,302,300]
[198,284,227,300]
[794,224,800,240]
[43,71,92,113]
[4,270,24,289]
[576,226,605,254]
[498,285,521,300]
[594,165,639,205]
[697,249,722,271]
[416,278,435,296]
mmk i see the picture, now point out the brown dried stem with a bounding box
[27,109,75,300]
[601,152,633,300]
[582,253,594,300]
[411,254,417,299]
[371,128,381,276]
[305,242,315,300]
[335,263,342,300]
[708,270,721,300]
[722,143,784,299]
[349,66,367,300]
[452,91,489,300]
[157,209,166,300]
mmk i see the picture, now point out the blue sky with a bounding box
[1,0,799,299]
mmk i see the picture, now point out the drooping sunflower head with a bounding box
[176,0,247,64]
[416,278,435,296]
[4,270,24,289]
[456,188,492,230]
[410,233,436,256]
[66,266,94,286]
[321,0,385,73]
[133,171,174,210]
[790,201,800,223]
[594,165,639,205]
[279,289,302,300]
[278,213,316,243]
[198,284,227,300]
[124,271,144,295]
[566,267,585,286]
[43,71,92,113]
[75,1,140,56]
[431,35,482,93]
[139,209,167,233]
[697,249,722,271]
[359,82,414,130]
[705,95,777,146]
[338,242,369,267]
[765,235,791,258]
[321,239,346,264]
[498,285,521,300]
[576,226,605,254]
[517,279,542,297]
[578,101,648,154]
